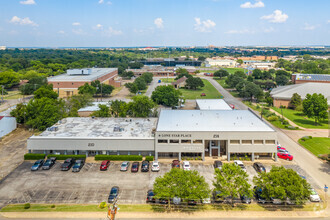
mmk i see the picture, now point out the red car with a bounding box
[131,162,139,172]
[100,160,110,171]
[200,93,206,97]
[277,152,293,161]
[277,145,286,151]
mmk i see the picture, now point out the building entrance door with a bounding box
[212,148,218,157]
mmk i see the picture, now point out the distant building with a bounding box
[139,58,202,67]
[270,83,330,108]
[291,74,330,84]
[196,99,232,110]
[172,76,187,89]
[238,56,278,61]
[48,68,120,98]
[242,61,276,70]
[0,46,6,50]
[0,116,17,137]
[205,58,237,67]
[127,66,175,77]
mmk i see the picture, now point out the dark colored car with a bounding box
[241,195,252,204]
[253,162,266,173]
[108,186,119,203]
[42,157,56,170]
[146,190,155,203]
[213,191,224,203]
[188,199,198,205]
[61,158,75,171]
[159,198,169,204]
[31,159,44,171]
[100,160,110,171]
[141,161,149,172]
[254,186,267,204]
[131,162,139,172]
[171,160,180,169]
[214,160,223,170]
[72,159,85,172]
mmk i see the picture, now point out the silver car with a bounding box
[120,161,130,171]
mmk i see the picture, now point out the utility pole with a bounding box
[1,85,4,104]
[101,83,103,102]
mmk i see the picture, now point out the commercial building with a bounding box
[196,99,232,110]
[291,74,330,84]
[48,68,120,98]
[127,66,175,77]
[139,58,202,67]
[27,107,277,161]
[205,58,237,67]
[0,116,16,137]
[270,83,330,108]
[242,61,276,70]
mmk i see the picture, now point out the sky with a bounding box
[0,0,329,47]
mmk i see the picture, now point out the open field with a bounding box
[223,68,244,74]
[159,78,175,83]
[298,137,330,157]
[3,91,22,100]
[179,79,222,99]
[271,107,328,129]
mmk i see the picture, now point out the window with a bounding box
[158,139,168,143]
[230,140,240,144]
[242,140,252,144]
[254,140,263,144]
[169,139,179,144]
[265,140,275,144]
[181,140,191,144]
[193,140,203,144]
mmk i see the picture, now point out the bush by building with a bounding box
[145,156,154,161]
[24,153,46,160]
[47,154,86,160]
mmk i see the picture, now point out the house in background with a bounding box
[172,76,187,89]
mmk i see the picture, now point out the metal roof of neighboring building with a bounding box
[270,83,330,105]
[48,68,117,82]
[196,99,232,110]
[33,117,158,139]
[156,110,274,132]
[293,73,330,82]
[77,102,109,112]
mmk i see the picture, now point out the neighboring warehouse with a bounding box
[0,116,17,138]
[291,73,330,84]
[196,99,232,110]
[27,100,277,161]
[48,68,121,98]
[126,66,175,77]
[270,82,330,108]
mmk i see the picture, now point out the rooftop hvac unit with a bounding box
[47,126,58,132]
[67,69,92,75]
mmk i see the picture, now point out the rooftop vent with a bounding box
[67,69,92,75]
[47,126,58,132]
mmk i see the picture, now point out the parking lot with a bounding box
[0,160,320,208]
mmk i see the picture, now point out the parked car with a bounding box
[234,160,246,172]
[146,190,155,203]
[271,197,283,205]
[213,191,224,203]
[241,195,252,204]
[159,198,169,204]
[182,161,191,171]
[61,158,75,171]
[173,197,182,205]
[277,145,285,150]
[253,162,266,173]
[214,160,223,170]
[108,186,119,203]
[309,189,321,202]
[141,161,149,172]
[277,152,293,161]
[131,162,139,172]
[42,157,56,170]
[31,159,44,171]
[120,161,130,171]
[188,199,198,205]
[278,148,289,154]
[100,160,110,171]
[72,159,85,172]
[172,160,180,169]
[254,186,267,204]
[151,161,160,172]
[200,93,206,97]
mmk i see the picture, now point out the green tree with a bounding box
[151,85,182,107]
[125,82,139,94]
[225,75,245,88]
[110,100,128,117]
[234,70,247,79]
[239,82,263,101]
[0,70,20,88]
[20,76,48,95]
[66,94,93,117]
[153,169,210,208]
[91,80,114,96]
[302,93,328,125]
[141,72,153,84]
[213,163,252,205]
[78,83,97,96]
[214,69,229,79]
[252,69,263,79]
[128,62,144,69]
[134,77,147,90]
[92,104,110,117]
[253,166,311,204]
[127,95,155,117]
[289,93,302,110]
[121,71,134,78]
[237,59,243,65]
[185,77,204,90]
[275,75,289,86]
[33,86,58,99]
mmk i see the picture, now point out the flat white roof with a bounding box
[48,68,117,82]
[156,110,274,132]
[33,117,157,139]
[196,99,232,110]
[78,102,109,112]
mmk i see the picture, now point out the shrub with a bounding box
[94,155,143,161]
[99,201,107,209]
[295,105,303,111]
[47,154,86,160]
[24,203,30,209]
[267,115,278,121]
[50,204,55,208]
[24,153,46,160]
[256,105,260,109]
[145,156,154,162]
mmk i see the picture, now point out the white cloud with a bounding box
[104,27,123,36]
[72,22,81,26]
[99,0,112,4]
[261,10,288,23]
[302,23,316,30]
[240,1,264,8]
[95,24,103,29]
[264,27,275,33]
[154,18,164,29]
[327,20,330,23]
[194,18,216,33]
[98,0,104,3]
[225,29,254,34]
[20,0,36,5]
[10,16,38,26]
[58,30,65,34]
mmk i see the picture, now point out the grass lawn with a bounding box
[271,107,328,129]
[298,137,330,157]
[0,203,324,212]
[223,68,244,74]
[179,79,222,99]
[159,78,175,83]
[3,90,22,100]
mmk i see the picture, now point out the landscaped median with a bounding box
[298,137,330,161]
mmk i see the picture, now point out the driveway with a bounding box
[203,77,330,195]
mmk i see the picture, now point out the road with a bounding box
[203,77,330,195]
[145,77,175,97]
